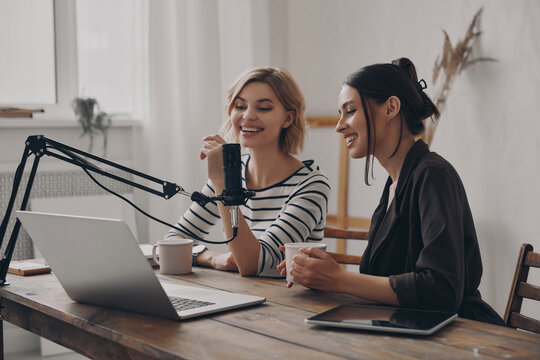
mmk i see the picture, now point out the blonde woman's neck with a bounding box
[247,148,302,189]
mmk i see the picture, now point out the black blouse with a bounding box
[360,140,504,325]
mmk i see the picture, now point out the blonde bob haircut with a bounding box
[221,67,306,155]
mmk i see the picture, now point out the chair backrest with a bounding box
[324,228,368,265]
[503,243,540,334]
[307,117,370,260]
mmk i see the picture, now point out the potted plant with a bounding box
[72,97,112,156]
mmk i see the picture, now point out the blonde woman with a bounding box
[166,67,330,277]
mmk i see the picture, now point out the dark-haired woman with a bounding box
[277,58,504,325]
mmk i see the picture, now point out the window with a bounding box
[0,0,56,104]
[0,0,147,120]
[76,0,147,115]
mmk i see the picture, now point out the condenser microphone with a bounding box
[221,143,243,229]
[189,143,254,233]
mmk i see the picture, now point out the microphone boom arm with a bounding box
[0,135,208,286]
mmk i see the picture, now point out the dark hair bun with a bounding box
[392,57,440,131]
[392,57,419,84]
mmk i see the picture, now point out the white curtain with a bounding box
[135,0,280,244]
[137,0,225,244]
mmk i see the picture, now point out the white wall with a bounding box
[283,0,540,318]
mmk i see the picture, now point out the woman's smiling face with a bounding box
[230,81,292,151]
[336,85,371,159]
[336,84,390,159]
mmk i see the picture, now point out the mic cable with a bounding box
[81,167,238,245]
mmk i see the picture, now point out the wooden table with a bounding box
[1,267,539,359]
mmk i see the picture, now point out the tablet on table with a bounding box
[305,303,457,335]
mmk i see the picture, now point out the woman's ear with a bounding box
[283,111,295,128]
[385,96,401,119]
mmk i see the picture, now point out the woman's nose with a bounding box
[243,106,256,120]
[335,115,346,133]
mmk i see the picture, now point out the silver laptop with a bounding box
[16,210,265,320]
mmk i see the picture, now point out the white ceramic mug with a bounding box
[152,238,193,275]
[284,242,327,283]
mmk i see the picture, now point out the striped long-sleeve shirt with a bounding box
[166,154,330,277]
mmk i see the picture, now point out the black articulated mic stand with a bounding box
[0,135,254,286]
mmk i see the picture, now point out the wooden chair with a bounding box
[503,243,540,334]
[325,227,368,265]
[307,116,371,265]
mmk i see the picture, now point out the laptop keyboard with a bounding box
[169,296,215,311]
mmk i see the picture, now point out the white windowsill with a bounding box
[0,118,142,129]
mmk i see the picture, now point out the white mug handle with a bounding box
[152,244,160,265]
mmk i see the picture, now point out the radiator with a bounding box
[0,168,134,260]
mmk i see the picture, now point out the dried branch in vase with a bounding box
[425,7,496,147]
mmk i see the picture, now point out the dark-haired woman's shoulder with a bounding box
[417,149,464,181]
[412,149,469,205]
